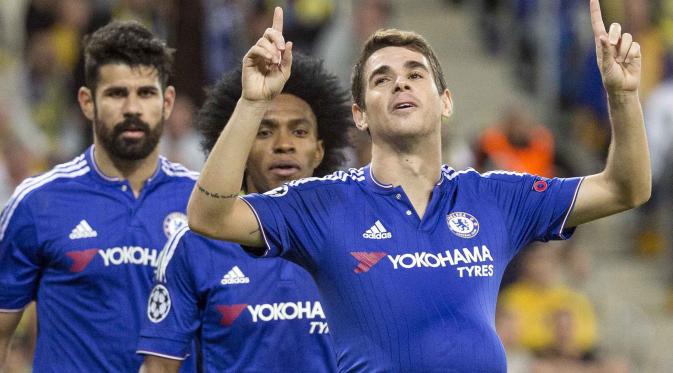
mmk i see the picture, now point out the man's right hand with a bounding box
[241,7,293,103]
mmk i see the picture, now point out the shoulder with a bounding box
[1,154,90,238]
[262,168,366,197]
[10,154,90,201]
[155,227,241,283]
[159,156,200,183]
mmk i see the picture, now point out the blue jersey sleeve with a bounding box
[240,182,333,269]
[480,172,583,254]
[0,198,41,310]
[137,228,200,360]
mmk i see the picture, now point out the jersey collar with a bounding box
[363,164,451,194]
[85,145,164,186]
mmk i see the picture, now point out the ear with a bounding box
[312,139,325,170]
[352,103,368,132]
[78,87,95,121]
[162,86,177,119]
[440,88,453,118]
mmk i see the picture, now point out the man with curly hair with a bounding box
[136,53,350,372]
[0,21,197,371]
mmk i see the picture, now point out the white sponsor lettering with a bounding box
[386,245,495,277]
[387,245,493,269]
[309,321,330,334]
[98,246,159,267]
[247,301,326,323]
[457,264,494,278]
[362,231,392,239]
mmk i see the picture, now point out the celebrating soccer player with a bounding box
[0,21,197,371]
[187,1,649,371]
[136,53,350,372]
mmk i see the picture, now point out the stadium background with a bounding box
[1,0,672,371]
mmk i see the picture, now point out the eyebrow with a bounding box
[368,60,430,83]
[259,118,313,127]
[101,85,159,93]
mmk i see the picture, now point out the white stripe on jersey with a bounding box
[155,225,190,283]
[559,176,585,237]
[160,157,199,180]
[0,157,89,240]
[442,167,480,182]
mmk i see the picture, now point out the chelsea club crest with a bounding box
[446,212,480,239]
[163,212,188,238]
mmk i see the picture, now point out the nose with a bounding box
[122,93,142,117]
[272,129,295,153]
[393,76,411,92]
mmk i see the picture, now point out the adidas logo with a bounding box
[221,266,250,285]
[362,220,392,239]
[69,220,98,240]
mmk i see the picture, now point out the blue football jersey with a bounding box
[240,165,583,372]
[137,227,337,372]
[0,146,198,372]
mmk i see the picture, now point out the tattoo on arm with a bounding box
[197,184,238,199]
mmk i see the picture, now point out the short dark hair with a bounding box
[83,20,174,92]
[351,29,447,108]
[197,53,352,177]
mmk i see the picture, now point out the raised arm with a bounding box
[187,7,293,246]
[566,0,651,228]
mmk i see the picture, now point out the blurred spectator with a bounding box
[112,0,170,37]
[496,306,534,373]
[499,243,598,354]
[317,0,392,85]
[248,0,335,55]
[474,104,555,177]
[159,95,204,170]
[24,29,76,163]
[316,0,392,168]
[530,309,630,373]
[202,0,247,84]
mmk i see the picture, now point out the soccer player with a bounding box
[136,53,350,372]
[187,1,650,371]
[0,21,197,371]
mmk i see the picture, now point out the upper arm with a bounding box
[565,173,633,228]
[139,354,181,373]
[0,311,24,366]
[188,197,263,248]
[0,200,41,309]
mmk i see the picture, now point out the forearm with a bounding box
[601,91,651,207]
[187,98,270,236]
[0,311,23,370]
[139,355,181,373]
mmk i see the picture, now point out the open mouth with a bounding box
[391,98,418,112]
[269,161,301,177]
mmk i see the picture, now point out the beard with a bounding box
[94,114,164,161]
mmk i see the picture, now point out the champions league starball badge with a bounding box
[446,212,480,238]
[264,184,289,197]
[163,212,188,238]
[147,284,171,323]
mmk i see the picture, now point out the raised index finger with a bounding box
[590,0,607,37]
[272,7,283,33]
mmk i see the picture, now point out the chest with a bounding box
[202,255,326,333]
[316,189,512,299]
[32,187,189,279]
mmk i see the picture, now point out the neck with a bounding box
[369,134,442,219]
[93,144,159,197]
[370,134,442,187]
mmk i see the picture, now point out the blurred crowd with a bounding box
[1,0,672,372]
